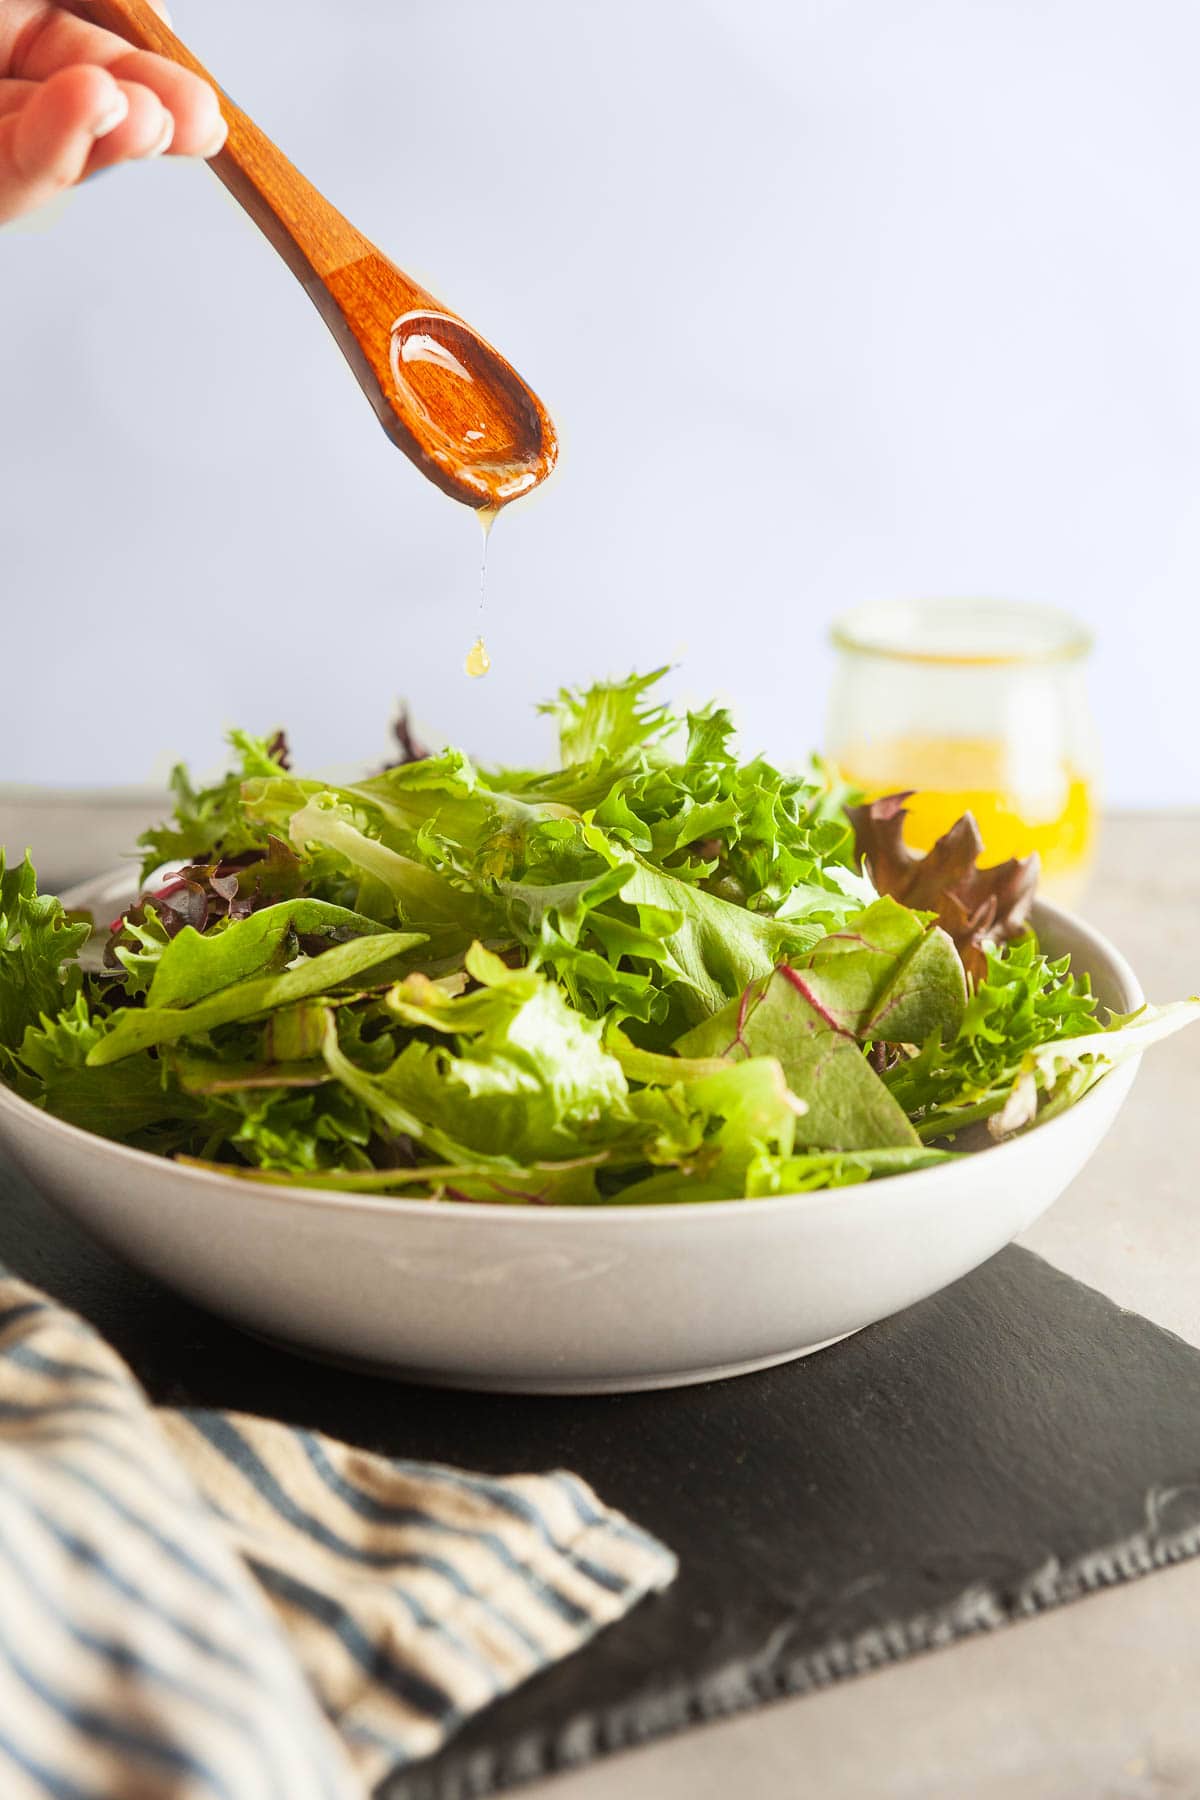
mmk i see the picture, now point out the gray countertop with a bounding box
[530,814,1200,1800]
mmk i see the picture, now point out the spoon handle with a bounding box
[73,0,424,298]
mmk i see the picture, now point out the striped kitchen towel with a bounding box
[0,1272,678,1800]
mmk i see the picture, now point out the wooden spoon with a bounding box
[72,0,558,511]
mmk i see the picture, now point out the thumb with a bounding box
[0,65,128,225]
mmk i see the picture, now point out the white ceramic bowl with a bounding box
[0,876,1143,1393]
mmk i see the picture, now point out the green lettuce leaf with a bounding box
[285,793,501,947]
[138,729,288,875]
[328,947,805,1195]
[0,853,90,1057]
[176,1152,610,1204]
[202,1080,377,1174]
[326,943,639,1168]
[499,820,834,1041]
[541,668,675,766]
[665,1056,804,1177]
[501,671,868,925]
[744,1144,958,1195]
[87,929,425,1065]
[579,828,823,1024]
[110,907,173,997]
[883,936,1105,1141]
[145,899,391,1009]
[8,993,196,1140]
[988,996,1200,1138]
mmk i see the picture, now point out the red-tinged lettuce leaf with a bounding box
[669,896,963,1151]
[796,896,966,1044]
[117,838,308,956]
[847,792,1038,983]
[676,965,919,1151]
[265,730,292,771]
[381,708,432,770]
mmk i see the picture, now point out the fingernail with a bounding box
[199,116,228,159]
[91,91,130,140]
[145,111,175,158]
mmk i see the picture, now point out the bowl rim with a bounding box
[0,893,1144,1230]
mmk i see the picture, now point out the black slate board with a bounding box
[2,1154,1199,1800]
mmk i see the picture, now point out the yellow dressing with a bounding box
[465,636,491,679]
[838,734,1097,899]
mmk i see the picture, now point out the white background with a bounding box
[1,0,1198,804]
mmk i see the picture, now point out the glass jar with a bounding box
[825,599,1099,904]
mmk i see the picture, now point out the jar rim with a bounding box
[831,599,1093,668]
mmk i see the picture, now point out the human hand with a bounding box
[0,0,225,225]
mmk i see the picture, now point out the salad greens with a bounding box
[1,671,1196,1205]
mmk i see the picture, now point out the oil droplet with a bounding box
[465,636,491,679]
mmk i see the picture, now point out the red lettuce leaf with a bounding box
[846,792,1038,984]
